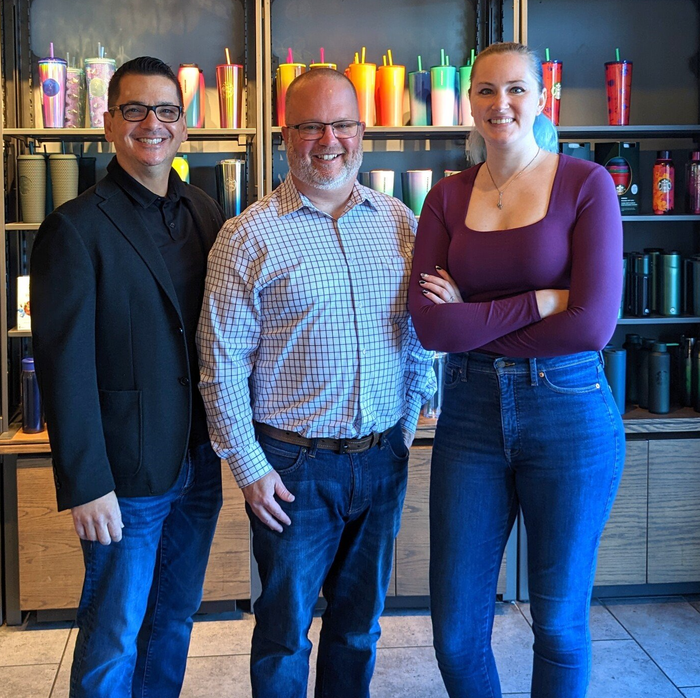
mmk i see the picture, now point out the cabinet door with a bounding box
[395,446,508,596]
[648,439,700,584]
[16,459,250,610]
[17,459,83,610]
[594,440,648,586]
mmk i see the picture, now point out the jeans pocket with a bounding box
[444,361,462,390]
[384,425,409,461]
[259,435,307,475]
[540,362,603,395]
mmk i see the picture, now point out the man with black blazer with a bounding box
[30,56,224,697]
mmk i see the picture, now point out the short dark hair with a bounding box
[108,56,183,108]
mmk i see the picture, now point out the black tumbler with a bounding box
[630,253,651,317]
[638,338,654,409]
[661,251,682,317]
[648,343,671,414]
[645,248,663,314]
[693,340,700,413]
[623,333,642,405]
[680,336,696,407]
[603,347,626,414]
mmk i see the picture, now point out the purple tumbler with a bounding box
[39,56,67,128]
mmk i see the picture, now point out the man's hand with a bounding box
[71,491,124,545]
[242,470,295,532]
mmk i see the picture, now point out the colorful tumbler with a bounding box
[178,64,204,128]
[347,62,376,126]
[402,169,433,216]
[276,62,306,126]
[430,65,457,126]
[605,60,633,126]
[310,47,336,71]
[369,170,395,196]
[65,66,86,128]
[408,70,431,126]
[84,57,116,128]
[216,63,244,128]
[39,57,67,128]
[458,64,474,126]
[376,64,405,127]
[542,60,562,126]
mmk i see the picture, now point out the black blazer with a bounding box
[31,170,224,511]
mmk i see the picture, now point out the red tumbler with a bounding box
[542,60,562,126]
[605,60,633,126]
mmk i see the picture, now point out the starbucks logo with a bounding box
[226,179,238,193]
[552,82,562,100]
[19,175,31,196]
[220,83,234,99]
[89,78,107,98]
[42,79,60,97]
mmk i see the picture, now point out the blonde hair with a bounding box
[466,42,555,164]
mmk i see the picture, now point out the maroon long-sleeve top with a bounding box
[409,154,623,358]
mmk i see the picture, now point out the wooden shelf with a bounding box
[5,223,40,231]
[2,127,256,143]
[557,125,700,138]
[0,425,50,454]
[8,327,31,338]
[623,406,700,434]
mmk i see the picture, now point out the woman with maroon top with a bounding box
[409,42,624,698]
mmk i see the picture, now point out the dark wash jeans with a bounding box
[430,351,624,698]
[248,423,409,698]
[69,441,222,698]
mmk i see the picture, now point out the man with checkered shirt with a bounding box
[197,68,435,698]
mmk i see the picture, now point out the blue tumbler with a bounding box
[21,357,43,433]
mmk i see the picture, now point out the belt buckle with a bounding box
[338,439,350,455]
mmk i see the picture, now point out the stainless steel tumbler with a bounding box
[215,159,247,219]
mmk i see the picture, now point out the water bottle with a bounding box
[623,333,642,404]
[637,338,654,409]
[648,343,671,414]
[21,357,43,433]
[603,347,626,414]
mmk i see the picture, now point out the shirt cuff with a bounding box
[225,440,273,488]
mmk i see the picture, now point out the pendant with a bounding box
[497,193,503,210]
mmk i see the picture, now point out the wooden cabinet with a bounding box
[396,446,511,598]
[648,439,700,584]
[15,458,249,612]
[594,440,648,586]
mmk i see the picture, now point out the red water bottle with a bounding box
[652,150,674,215]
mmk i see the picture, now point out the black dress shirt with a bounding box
[107,157,210,445]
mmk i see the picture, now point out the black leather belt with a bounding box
[255,422,390,455]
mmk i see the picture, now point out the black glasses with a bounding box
[286,120,362,141]
[108,103,183,123]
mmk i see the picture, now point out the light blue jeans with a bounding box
[430,351,624,698]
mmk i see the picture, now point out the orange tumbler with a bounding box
[376,65,405,127]
[347,62,376,126]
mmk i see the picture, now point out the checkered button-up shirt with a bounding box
[197,175,436,487]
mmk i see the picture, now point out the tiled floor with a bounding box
[1,596,699,697]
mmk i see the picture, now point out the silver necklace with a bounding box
[484,147,541,210]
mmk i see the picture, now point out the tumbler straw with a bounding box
[287,47,293,64]
[417,55,422,72]
[225,47,231,64]
[616,47,620,61]
[361,46,366,64]
[320,47,325,63]
[545,47,550,61]
[470,48,476,64]
[50,42,54,58]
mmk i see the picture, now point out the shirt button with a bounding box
[177,326,184,334]
[169,222,175,229]
[179,376,190,386]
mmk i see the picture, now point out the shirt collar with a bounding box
[276,174,379,218]
[107,156,189,209]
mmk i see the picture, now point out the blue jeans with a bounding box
[430,351,624,698]
[69,441,222,698]
[248,423,409,698]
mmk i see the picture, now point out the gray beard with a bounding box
[287,143,363,191]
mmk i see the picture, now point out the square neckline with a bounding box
[463,154,565,233]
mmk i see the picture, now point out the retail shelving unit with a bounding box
[0,0,264,625]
